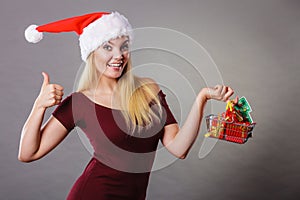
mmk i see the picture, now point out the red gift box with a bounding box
[211,115,226,139]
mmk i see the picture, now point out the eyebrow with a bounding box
[107,39,129,45]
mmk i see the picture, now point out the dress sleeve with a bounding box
[52,94,76,132]
[158,90,177,126]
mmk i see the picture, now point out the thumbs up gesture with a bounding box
[35,72,64,109]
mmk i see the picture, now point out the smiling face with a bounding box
[93,36,130,80]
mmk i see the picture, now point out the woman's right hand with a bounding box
[35,72,64,109]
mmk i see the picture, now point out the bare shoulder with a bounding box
[139,77,160,94]
[79,89,92,99]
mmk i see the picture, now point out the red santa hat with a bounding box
[24,12,133,62]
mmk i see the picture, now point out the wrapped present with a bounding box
[205,96,256,144]
[205,114,226,139]
[225,96,253,123]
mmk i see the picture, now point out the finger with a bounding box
[53,84,64,91]
[52,99,60,106]
[42,72,50,86]
[55,98,63,105]
[223,87,234,101]
[55,100,61,105]
[54,96,63,102]
[47,89,63,101]
[54,89,64,96]
[233,96,239,104]
[50,96,62,105]
[220,85,227,95]
[229,87,234,95]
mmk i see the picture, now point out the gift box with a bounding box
[205,96,256,144]
[206,114,226,139]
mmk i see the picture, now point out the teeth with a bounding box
[108,63,122,67]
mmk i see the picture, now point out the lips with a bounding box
[107,61,123,68]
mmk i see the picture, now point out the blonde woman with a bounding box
[19,12,234,199]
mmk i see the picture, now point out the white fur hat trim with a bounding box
[79,12,133,62]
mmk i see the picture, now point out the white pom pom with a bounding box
[24,25,43,43]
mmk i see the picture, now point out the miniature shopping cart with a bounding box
[205,114,256,144]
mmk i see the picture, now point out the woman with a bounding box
[19,11,234,199]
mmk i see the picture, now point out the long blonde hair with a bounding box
[77,52,162,133]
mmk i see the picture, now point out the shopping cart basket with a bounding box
[205,114,256,144]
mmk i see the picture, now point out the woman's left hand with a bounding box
[202,85,234,102]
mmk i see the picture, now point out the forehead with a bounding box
[107,36,129,45]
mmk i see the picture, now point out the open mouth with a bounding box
[107,61,124,69]
[108,63,122,67]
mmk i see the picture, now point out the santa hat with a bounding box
[24,12,133,62]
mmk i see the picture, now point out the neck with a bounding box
[96,75,118,94]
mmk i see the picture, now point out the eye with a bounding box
[103,44,112,51]
[121,43,129,52]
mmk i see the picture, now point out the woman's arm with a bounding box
[161,85,234,159]
[18,72,67,162]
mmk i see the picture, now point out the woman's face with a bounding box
[93,36,130,79]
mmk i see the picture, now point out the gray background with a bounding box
[1,0,300,199]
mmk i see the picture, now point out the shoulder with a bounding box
[59,92,85,105]
[76,90,91,99]
[54,92,89,115]
[64,92,82,99]
[138,77,161,94]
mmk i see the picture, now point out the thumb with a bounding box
[42,72,50,86]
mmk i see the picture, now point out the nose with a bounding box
[113,49,123,60]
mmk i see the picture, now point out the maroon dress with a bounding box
[52,90,177,200]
